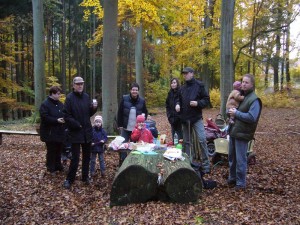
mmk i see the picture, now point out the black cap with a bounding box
[182,67,194,73]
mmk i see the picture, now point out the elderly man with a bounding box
[63,76,97,189]
[227,74,262,190]
[176,67,211,174]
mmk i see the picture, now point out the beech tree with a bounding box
[32,0,46,118]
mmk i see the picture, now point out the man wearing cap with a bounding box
[63,76,97,189]
[175,67,211,174]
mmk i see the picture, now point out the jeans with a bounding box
[182,119,210,172]
[90,152,105,174]
[66,143,91,182]
[228,137,248,187]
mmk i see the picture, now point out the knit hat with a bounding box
[136,115,145,123]
[94,115,103,123]
[233,81,241,90]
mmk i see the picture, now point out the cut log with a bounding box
[110,151,202,206]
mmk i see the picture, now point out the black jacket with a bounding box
[166,88,181,125]
[64,91,97,143]
[39,97,65,143]
[179,78,210,124]
[117,94,148,128]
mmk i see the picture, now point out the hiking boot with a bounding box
[101,171,106,178]
[234,185,245,191]
[63,180,71,189]
[82,178,91,185]
[227,179,236,187]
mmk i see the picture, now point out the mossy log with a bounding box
[110,151,202,206]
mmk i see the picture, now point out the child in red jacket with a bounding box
[131,115,154,143]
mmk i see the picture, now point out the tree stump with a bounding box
[110,151,202,206]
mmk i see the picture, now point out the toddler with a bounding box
[90,115,108,177]
[131,115,154,143]
[226,81,244,124]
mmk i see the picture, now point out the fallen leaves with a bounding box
[0,108,299,224]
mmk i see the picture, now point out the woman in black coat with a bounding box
[39,86,66,173]
[166,78,183,141]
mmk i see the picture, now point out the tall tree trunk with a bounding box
[202,0,215,91]
[273,34,280,92]
[102,0,118,134]
[220,0,235,118]
[135,24,144,98]
[61,0,66,91]
[32,0,46,119]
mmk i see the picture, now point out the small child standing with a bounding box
[130,115,154,143]
[90,115,108,177]
[226,81,244,124]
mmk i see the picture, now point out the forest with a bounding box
[0,0,300,133]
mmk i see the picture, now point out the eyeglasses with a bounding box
[75,83,84,86]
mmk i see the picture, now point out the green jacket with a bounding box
[229,91,262,141]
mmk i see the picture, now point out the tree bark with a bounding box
[102,0,118,134]
[220,0,235,118]
[32,0,46,119]
[135,24,144,98]
[110,151,202,206]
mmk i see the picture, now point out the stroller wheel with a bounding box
[207,142,216,157]
[247,153,256,165]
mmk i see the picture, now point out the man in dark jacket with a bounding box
[63,77,97,189]
[176,67,211,174]
[117,82,148,165]
[227,74,262,190]
[39,86,65,174]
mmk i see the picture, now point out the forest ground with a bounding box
[0,107,299,224]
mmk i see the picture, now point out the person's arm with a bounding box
[142,100,148,120]
[39,103,59,124]
[197,84,210,109]
[235,100,261,123]
[130,128,141,142]
[117,98,124,128]
[63,96,81,129]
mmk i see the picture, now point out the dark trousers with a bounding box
[67,143,91,182]
[171,121,183,141]
[45,142,63,172]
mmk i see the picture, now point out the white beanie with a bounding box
[94,115,103,123]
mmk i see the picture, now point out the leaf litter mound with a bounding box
[0,108,299,224]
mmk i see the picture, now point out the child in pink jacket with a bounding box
[131,115,154,143]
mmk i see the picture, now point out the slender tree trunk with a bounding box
[135,24,144,98]
[61,0,66,91]
[102,0,118,133]
[220,0,235,117]
[32,0,46,119]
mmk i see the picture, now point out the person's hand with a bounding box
[175,104,180,112]
[138,124,143,130]
[190,101,198,107]
[228,108,237,116]
[100,140,104,143]
[91,142,95,146]
[57,118,65,123]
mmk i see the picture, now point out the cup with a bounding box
[92,99,97,107]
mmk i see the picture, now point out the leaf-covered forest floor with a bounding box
[0,108,299,224]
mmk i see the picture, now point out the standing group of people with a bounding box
[165,67,262,189]
[40,67,261,191]
[39,77,107,189]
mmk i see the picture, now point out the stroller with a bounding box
[205,115,228,157]
[212,137,256,166]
